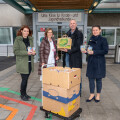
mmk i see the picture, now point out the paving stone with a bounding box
[0,109,11,119]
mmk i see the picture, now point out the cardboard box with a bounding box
[43,96,80,117]
[43,67,81,89]
[57,37,72,49]
[43,84,80,104]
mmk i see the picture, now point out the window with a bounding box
[116,29,120,45]
[87,28,92,43]
[13,27,20,43]
[101,29,115,45]
[0,0,5,3]
[0,28,13,45]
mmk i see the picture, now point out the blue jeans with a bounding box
[65,53,69,67]
[80,77,82,96]
[89,78,102,93]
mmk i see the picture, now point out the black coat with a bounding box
[86,35,109,79]
[63,27,83,68]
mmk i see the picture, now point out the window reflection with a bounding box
[116,29,120,45]
[87,28,92,43]
[102,29,115,45]
[0,28,11,44]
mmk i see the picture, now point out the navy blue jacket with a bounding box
[86,35,108,79]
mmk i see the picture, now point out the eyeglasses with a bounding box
[48,32,53,33]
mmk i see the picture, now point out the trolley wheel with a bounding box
[77,114,80,117]
[45,112,50,118]
[75,113,80,118]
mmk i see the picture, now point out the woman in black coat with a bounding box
[82,25,108,102]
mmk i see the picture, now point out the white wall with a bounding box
[0,4,32,26]
[0,4,32,56]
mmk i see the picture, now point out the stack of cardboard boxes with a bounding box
[42,67,81,117]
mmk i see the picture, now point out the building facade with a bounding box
[0,2,120,61]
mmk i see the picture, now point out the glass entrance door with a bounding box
[36,25,83,62]
[37,25,58,61]
[37,25,58,43]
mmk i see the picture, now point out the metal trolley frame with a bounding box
[40,106,82,120]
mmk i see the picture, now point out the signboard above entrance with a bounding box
[38,12,82,22]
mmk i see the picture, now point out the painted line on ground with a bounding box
[0,87,52,120]
[0,104,18,120]
[0,94,37,120]
[46,114,53,120]
[0,87,42,102]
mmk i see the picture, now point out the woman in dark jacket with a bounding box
[38,28,58,76]
[82,25,108,102]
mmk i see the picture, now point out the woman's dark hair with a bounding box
[92,25,101,30]
[17,25,32,36]
[45,28,53,37]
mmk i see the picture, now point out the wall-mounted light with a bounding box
[84,9,89,13]
[89,10,92,13]
[93,2,98,7]
[32,7,36,11]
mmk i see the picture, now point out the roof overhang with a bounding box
[2,0,120,14]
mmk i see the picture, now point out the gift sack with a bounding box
[57,35,72,49]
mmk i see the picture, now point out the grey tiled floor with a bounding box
[0,59,120,120]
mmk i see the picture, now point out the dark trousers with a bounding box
[89,78,102,93]
[20,62,31,95]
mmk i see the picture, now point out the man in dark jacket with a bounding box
[63,19,83,68]
[62,20,83,96]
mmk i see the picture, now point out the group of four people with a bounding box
[13,20,108,102]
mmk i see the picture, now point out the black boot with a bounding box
[24,90,31,99]
[21,95,29,101]
[25,94,31,99]
[20,90,29,101]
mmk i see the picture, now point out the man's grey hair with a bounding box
[69,19,77,24]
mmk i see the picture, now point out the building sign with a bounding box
[38,12,82,22]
